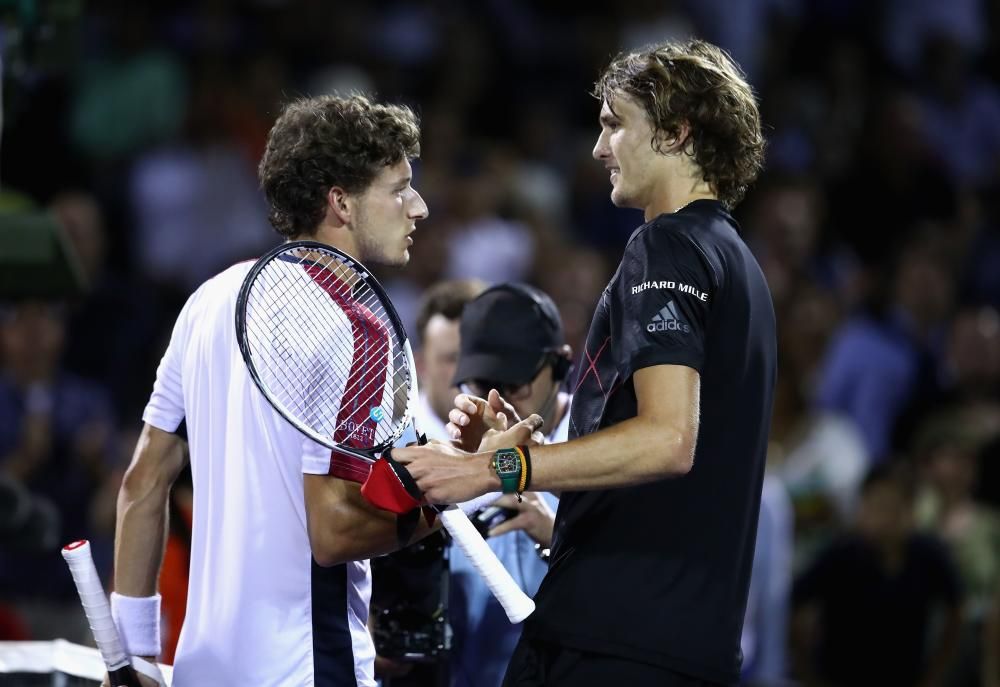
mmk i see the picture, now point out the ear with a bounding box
[659,121,692,154]
[326,186,353,225]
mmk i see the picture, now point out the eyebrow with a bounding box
[600,112,620,127]
[390,176,412,188]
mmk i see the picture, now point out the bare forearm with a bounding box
[113,425,186,596]
[481,415,695,493]
[327,501,439,564]
[113,476,170,596]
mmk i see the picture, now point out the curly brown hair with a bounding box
[258,94,421,238]
[594,39,764,209]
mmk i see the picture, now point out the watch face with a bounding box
[496,453,519,475]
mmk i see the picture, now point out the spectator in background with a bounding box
[792,463,963,687]
[769,285,868,561]
[915,32,1000,189]
[412,279,486,441]
[894,304,1000,445]
[51,191,163,419]
[448,283,572,687]
[913,411,1000,686]
[444,151,537,285]
[128,65,274,299]
[0,301,117,642]
[532,243,612,363]
[815,232,956,462]
[740,473,794,686]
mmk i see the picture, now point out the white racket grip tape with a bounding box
[132,656,167,686]
[438,508,535,623]
[457,491,502,516]
[61,540,131,672]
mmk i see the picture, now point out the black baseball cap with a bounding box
[452,283,564,386]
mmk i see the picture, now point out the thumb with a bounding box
[488,388,505,412]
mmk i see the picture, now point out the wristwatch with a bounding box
[491,448,522,495]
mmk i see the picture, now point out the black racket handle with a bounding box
[108,665,143,687]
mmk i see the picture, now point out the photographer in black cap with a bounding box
[449,283,572,687]
[453,283,573,443]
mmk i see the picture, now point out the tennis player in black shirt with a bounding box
[394,38,775,687]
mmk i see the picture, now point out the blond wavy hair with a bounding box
[594,39,765,209]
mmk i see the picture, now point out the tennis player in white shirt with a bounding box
[108,94,537,687]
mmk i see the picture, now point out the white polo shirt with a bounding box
[143,260,377,686]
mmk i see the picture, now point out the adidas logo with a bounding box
[647,301,690,333]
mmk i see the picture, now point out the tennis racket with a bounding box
[235,240,534,624]
[61,540,145,687]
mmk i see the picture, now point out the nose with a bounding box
[409,189,429,220]
[593,129,610,161]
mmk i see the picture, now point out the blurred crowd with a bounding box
[2,1,1000,685]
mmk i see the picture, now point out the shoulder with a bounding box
[619,220,720,300]
[186,260,256,311]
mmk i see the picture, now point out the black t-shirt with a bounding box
[525,200,777,685]
[792,533,962,687]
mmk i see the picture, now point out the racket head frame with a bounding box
[235,240,419,461]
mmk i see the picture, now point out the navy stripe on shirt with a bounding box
[312,560,358,686]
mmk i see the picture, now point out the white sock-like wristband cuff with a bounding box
[457,492,502,516]
[110,592,161,657]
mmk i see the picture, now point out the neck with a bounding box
[533,384,561,431]
[296,221,359,259]
[539,390,569,438]
[549,392,569,435]
[646,188,717,222]
[645,163,717,221]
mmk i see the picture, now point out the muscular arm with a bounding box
[398,364,700,501]
[305,414,544,565]
[304,474,439,567]
[530,364,698,490]
[114,424,188,596]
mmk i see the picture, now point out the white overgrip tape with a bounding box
[457,492,502,516]
[131,656,166,686]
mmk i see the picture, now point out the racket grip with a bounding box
[61,540,141,686]
[438,508,536,623]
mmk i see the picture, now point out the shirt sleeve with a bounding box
[142,295,195,433]
[616,227,717,378]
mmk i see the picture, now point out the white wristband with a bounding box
[457,492,502,516]
[110,592,161,658]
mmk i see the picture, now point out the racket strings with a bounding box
[243,247,412,450]
[305,259,402,431]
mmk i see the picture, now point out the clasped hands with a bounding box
[391,389,544,505]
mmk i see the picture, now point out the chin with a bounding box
[610,187,640,210]
[386,250,409,267]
